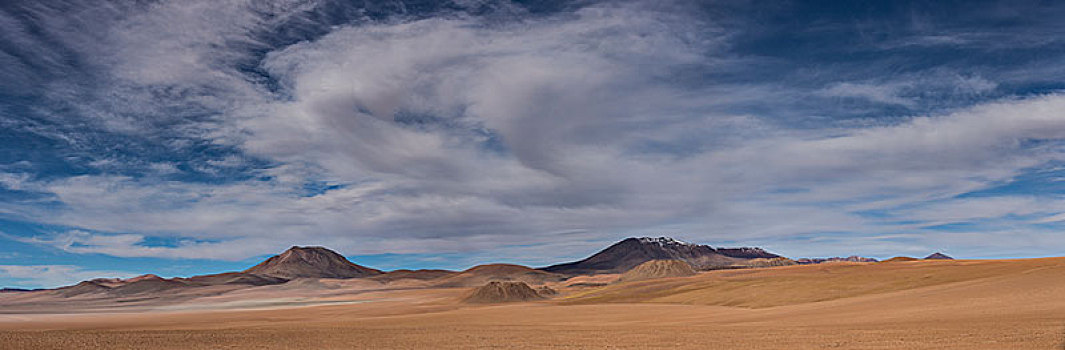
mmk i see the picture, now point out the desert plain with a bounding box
[2,257,1065,349]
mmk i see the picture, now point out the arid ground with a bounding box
[3,258,1065,349]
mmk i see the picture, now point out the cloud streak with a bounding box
[1,0,1065,268]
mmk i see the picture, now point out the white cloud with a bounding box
[2,0,1065,263]
[820,82,915,106]
[0,265,136,289]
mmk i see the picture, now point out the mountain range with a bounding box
[9,237,953,294]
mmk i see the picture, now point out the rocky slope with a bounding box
[244,246,383,279]
[542,237,781,274]
[462,281,545,303]
[618,259,697,282]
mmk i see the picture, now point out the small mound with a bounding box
[536,286,558,297]
[462,281,545,304]
[884,256,919,262]
[619,259,696,282]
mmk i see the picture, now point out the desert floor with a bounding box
[3,258,1065,349]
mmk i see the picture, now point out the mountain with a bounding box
[924,252,954,260]
[244,246,384,279]
[29,246,382,298]
[541,237,781,274]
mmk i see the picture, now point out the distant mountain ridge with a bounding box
[795,256,879,264]
[924,252,954,260]
[541,237,782,274]
[11,239,886,293]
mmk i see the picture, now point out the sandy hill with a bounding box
[244,246,383,279]
[883,256,919,262]
[51,281,111,298]
[434,264,565,288]
[542,237,780,275]
[462,281,545,303]
[619,259,697,282]
[372,269,457,283]
[565,258,1060,309]
[7,257,1065,349]
[106,275,192,296]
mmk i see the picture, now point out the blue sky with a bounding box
[2,0,1065,288]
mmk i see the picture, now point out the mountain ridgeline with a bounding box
[17,238,954,295]
[541,237,782,274]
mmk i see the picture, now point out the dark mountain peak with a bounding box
[632,237,694,247]
[541,236,781,274]
[244,245,383,279]
[924,252,954,260]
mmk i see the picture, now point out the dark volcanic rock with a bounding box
[924,252,954,260]
[244,246,383,279]
[541,237,781,274]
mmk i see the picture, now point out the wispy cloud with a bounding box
[1,0,1065,265]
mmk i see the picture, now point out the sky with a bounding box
[2,0,1065,288]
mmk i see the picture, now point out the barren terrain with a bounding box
[3,258,1065,349]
